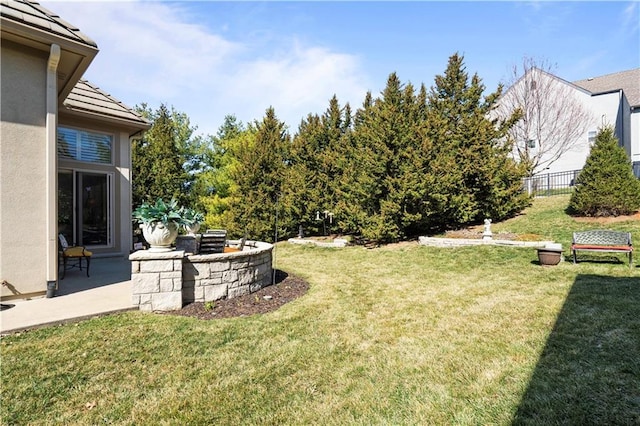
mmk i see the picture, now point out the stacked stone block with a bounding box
[130,250,184,312]
[183,242,272,304]
[129,241,273,311]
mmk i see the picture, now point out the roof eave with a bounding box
[60,106,151,132]
[1,17,98,101]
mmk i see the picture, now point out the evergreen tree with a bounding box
[568,126,640,216]
[132,103,189,207]
[344,73,431,242]
[227,107,291,241]
[424,53,529,229]
[285,96,353,237]
[195,115,250,229]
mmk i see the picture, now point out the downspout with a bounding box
[46,44,61,297]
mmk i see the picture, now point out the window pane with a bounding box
[80,132,112,164]
[57,127,112,164]
[81,173,109,245]
[57,127,78,160]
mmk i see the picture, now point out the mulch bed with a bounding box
[162,270,309,320]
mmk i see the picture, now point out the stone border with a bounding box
[418,236,555,248]
[129,241,273,312]
[288,238,348,248]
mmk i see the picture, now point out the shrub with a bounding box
[568,126,640,216]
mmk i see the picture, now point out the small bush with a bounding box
[568,126,640,217]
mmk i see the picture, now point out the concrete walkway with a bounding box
[1,257,135,334]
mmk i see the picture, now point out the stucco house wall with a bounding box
[1,0,149,300]
[1,40,49,297]
[574,69,640,172]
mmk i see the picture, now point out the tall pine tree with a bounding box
[132,103,189,207]
[569,126,640,216]
[285,95,353,236]
[344,73,430,242]
[227,107,291,241]
[424,53,529,229]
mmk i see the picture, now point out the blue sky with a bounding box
[44,1,639,138]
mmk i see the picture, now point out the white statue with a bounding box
[483,218,493,240]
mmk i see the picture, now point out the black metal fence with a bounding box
[523,169,581,197]
[525,162,640,197]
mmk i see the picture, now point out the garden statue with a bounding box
[483,218,493,240]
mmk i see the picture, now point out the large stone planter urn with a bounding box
[141,222,179,252]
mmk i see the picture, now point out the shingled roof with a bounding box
[2,1,148,129]
[0,0,97,48]
[574,68,640,108]
[64,80,150,128]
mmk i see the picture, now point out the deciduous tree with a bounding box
[496,58,595,174]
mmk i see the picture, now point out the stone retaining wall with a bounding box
[182,241,273,304]
[287,238,348,248]
[129,241,273,312]
[418,236,554,248]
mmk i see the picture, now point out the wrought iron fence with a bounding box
[525,162,640,197]
[523,169,581,197]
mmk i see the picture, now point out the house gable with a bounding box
[574,69,640,109]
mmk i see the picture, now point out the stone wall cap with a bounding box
[187,241,273,262]
[129,250,185,261]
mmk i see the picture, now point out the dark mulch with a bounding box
[163,270,309,320]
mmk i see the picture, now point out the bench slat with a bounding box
[571,230,633,268]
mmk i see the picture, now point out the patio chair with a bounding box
[199,229,227,254]
[58,233,92,279]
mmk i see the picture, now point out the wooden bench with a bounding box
[571,230,633,268]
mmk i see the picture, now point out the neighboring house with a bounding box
[573,68,640,167]
[497,67,639,176]
[1,0,150,300]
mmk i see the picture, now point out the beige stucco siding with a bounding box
[1,41,49,298]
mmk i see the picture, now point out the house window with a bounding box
[527,139,536,149]
[57,127,113,164]
[588,131,597,145]
[58,169,114,247]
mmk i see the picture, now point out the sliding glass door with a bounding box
[58,170,113,247]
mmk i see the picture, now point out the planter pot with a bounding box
[537,248,562,266]
[185,223,200,236]
[141,222,179,252]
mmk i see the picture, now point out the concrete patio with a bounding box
[1,256,134,334]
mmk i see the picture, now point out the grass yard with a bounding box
[2,196,639,425]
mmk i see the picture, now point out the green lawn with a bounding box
[2,196,639,425]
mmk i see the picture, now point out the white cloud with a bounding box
[620,2,640,37]
[42,1,370,136]
[224,41,369,129]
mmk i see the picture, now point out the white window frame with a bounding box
[57,126,114,165]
